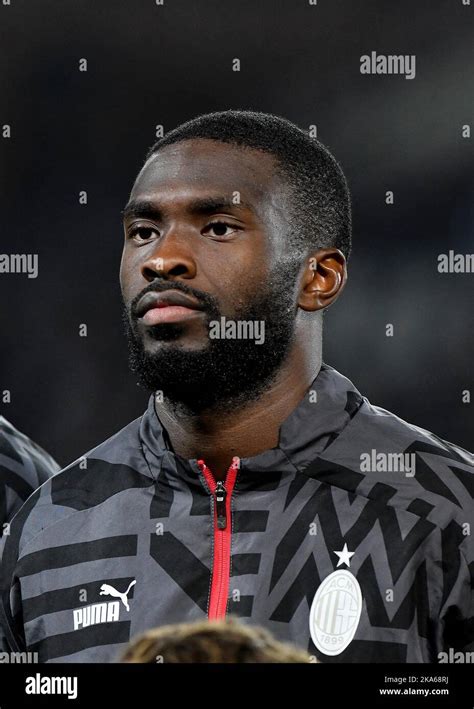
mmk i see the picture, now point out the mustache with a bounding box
[128,279,219,320]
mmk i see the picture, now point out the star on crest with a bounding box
[334,543,355,568]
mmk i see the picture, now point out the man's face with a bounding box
[120,138,302,411]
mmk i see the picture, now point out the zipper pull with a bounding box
[215,481,227,530]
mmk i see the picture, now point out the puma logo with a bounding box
[99,580,136,611]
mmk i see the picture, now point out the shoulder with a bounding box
[357,398,473,468]
[0,417,60,526]
[2,412,154,565]
[320,393,473,525]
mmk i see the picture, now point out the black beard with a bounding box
[123,264,300,414]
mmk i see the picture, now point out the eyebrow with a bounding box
[121,196,255,222]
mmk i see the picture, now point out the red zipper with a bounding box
[197,456,240,620]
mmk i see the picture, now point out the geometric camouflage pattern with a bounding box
[0,364,472,663]
[0,416,59,535]
[0,416,60,652]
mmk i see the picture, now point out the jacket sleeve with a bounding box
[439,520,474,654]
[0,503,34,655]
[0,419,60,655]
[0,538,12,654]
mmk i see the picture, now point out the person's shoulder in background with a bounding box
[0,416,60,532]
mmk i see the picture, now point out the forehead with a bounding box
[130,138,284,208]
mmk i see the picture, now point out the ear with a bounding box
[298,248,347,312]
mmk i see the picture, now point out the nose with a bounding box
[140,229,197,283]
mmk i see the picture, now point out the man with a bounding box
[1,110,472,663]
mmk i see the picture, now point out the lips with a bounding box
[135,290,205,326]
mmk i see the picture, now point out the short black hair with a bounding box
[145,110,352,261]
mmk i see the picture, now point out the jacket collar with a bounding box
[139,363,364,479]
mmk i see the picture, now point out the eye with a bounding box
[128,224,159,243]
[203,221,241,239]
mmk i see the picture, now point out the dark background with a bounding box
[0,0,472,467]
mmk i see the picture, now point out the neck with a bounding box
[155,344,321,480]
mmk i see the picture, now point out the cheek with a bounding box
[119,250,137,300]
[118,253,127,294]
[216,231,270,275]
[212,255,272,313]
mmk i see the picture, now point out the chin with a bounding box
[142,335,209,354]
